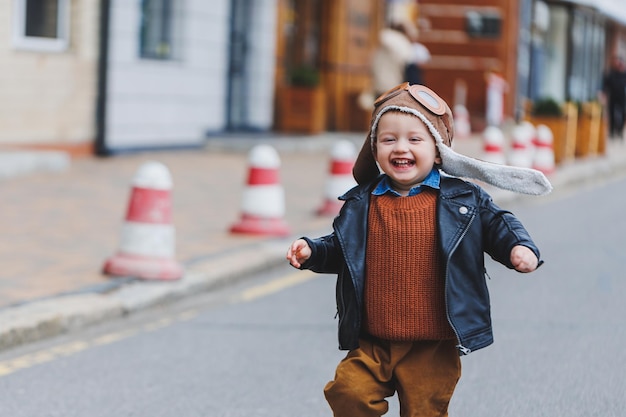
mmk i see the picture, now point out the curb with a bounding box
[0,239,291,351]
[0,149,70,180]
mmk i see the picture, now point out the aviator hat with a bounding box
[353,82,552,196]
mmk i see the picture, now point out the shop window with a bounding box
[569,11,605,101]
[12,0,70,52]
[139,0,181,60]
[465,11,502,39]
[283,0,323,85]
[539,5,569,103]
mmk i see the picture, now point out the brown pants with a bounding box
[324,338,461,417]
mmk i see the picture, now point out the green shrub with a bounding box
[288,65,320,88]
[531,97,563,117]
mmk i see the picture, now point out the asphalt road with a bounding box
[0,174,625,416]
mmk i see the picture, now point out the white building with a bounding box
[0,0,278,155]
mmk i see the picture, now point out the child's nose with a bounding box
[393,138,409,152]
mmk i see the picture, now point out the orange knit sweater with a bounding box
[363,190,456,341]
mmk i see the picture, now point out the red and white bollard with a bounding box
[453,104,471,140]
[103,161,183,281]
[317,140,357,216]
[230,144,290,236]
[533,124,556,175]
[508,123,535,168]
[482,126,506,165]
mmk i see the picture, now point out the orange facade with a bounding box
[274,0,521,133]
[274,0,384,133]
[418,0,520,131]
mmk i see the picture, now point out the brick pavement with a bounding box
[0,139,342,308]
[1,130,623,313]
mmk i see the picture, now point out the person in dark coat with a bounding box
[603,55,626,139]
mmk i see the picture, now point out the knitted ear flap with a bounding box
[353,107,553,195]
[436,135,553,196]
[353,131,381,185]
[441,111,454,145]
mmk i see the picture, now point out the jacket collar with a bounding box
[341,172,476,201]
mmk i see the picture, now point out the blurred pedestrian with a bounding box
[403,25,431,86]
[287,82,551,416]
[370,23,414,98]
[602,55,626,140]
[358,21,426,111]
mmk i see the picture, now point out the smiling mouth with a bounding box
[392,159,415,167]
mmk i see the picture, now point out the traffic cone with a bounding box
[508,123,534,168]
[453,104,471,140]
[521,120,537,144]
[482,126,506,165]
[317,140,357,216]
[103,161,183,280]
[230,144,290,236]
[533,124,556,175]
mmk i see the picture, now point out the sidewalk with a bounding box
[1,132,625,351]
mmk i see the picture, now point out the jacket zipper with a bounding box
[334,227,350,346]
[444,212,475,355]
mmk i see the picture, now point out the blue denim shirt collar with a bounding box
[372,168,441,197]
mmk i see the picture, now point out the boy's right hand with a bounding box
[286,239,312,269]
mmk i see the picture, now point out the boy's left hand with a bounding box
[510,245,539,273]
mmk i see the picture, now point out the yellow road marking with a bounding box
[29,351,56,365]
[176,310,199,322]
[8,357,32,370]
[0,271,316,378]
[143,317,174,332]
[50,341,90,356]
[240,270,316,302]
[93,330,138,346]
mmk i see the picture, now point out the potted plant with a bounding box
[526,97,577,164]
[531,97,563,117]
[576,101,605,157]
[288,65,320,87]
[276,65,327,134]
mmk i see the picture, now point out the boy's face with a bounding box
[374,111,441,195]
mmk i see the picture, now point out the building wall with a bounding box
[105,0,231,150]
[242,0,278,130]
[0,0,279,152]
[0,0,100,148]
[105,0,278,151]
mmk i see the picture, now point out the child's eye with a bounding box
[410,136,424,142]
[381,137,396,143]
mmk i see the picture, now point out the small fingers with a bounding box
[286,241,305,268]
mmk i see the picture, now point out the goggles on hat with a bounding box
[374,82,448,116]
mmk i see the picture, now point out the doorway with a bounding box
[226,0,252,130]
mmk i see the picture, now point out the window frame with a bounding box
[11,0,71,52]
[139,0,178,60]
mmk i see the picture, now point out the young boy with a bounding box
[286,83,551,416]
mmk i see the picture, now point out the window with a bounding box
[12,0,70,52]
[140,0,181,60]
[284,0,323,79]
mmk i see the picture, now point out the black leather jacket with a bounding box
[301,175,541,355]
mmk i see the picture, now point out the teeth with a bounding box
[393,160,413,166]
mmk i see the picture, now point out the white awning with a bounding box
[562,0,626,25]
